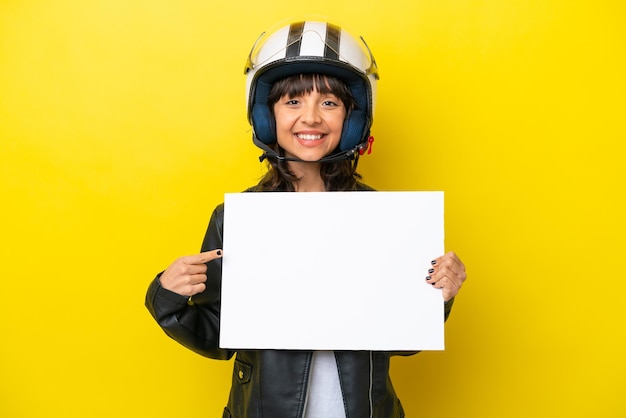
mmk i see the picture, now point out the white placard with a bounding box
[219,191,445,350]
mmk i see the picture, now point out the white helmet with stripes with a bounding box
[244,20,379,161]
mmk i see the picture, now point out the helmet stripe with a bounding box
[324,23,340,61]
[286,22,304,58]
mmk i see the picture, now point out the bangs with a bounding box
[268,74,355,110]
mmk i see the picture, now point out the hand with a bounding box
[425,251,466,302]
[159,249,223,296]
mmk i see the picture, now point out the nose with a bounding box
[300,103,322,125]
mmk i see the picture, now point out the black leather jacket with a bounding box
[145,183,455,418]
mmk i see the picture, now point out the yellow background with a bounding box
[1,1,624,417]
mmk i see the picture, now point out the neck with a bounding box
[288,161,325,192]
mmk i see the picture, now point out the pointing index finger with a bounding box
[185,249,223,265]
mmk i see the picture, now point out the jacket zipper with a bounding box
[369,351,374,418]
[301,352,314,418]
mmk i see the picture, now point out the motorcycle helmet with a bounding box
[244,20,379,162]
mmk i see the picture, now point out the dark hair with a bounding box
[258,74,362,192]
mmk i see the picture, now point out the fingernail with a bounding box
[431,260,437,265]
[217,250,222,256]
[426,275,432,281]
[428,268,434,274]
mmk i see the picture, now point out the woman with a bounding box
[146,20,466,418]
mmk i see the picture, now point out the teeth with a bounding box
[297,134,323,141]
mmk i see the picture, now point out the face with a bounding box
[273,89,346,162]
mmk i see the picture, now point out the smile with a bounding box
[296,133,324,141]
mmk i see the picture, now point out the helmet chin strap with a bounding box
[254,136,362,164]
[258,148,358,164]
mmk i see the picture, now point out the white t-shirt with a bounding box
[303,351,347,418]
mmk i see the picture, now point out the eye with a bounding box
[322,95,342,107]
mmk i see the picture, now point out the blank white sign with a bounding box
[219,191,445,351]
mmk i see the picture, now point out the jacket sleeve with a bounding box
[145,204,235,360]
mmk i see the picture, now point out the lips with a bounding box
[295,132,326,147]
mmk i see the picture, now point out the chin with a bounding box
[297,152,330,162]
